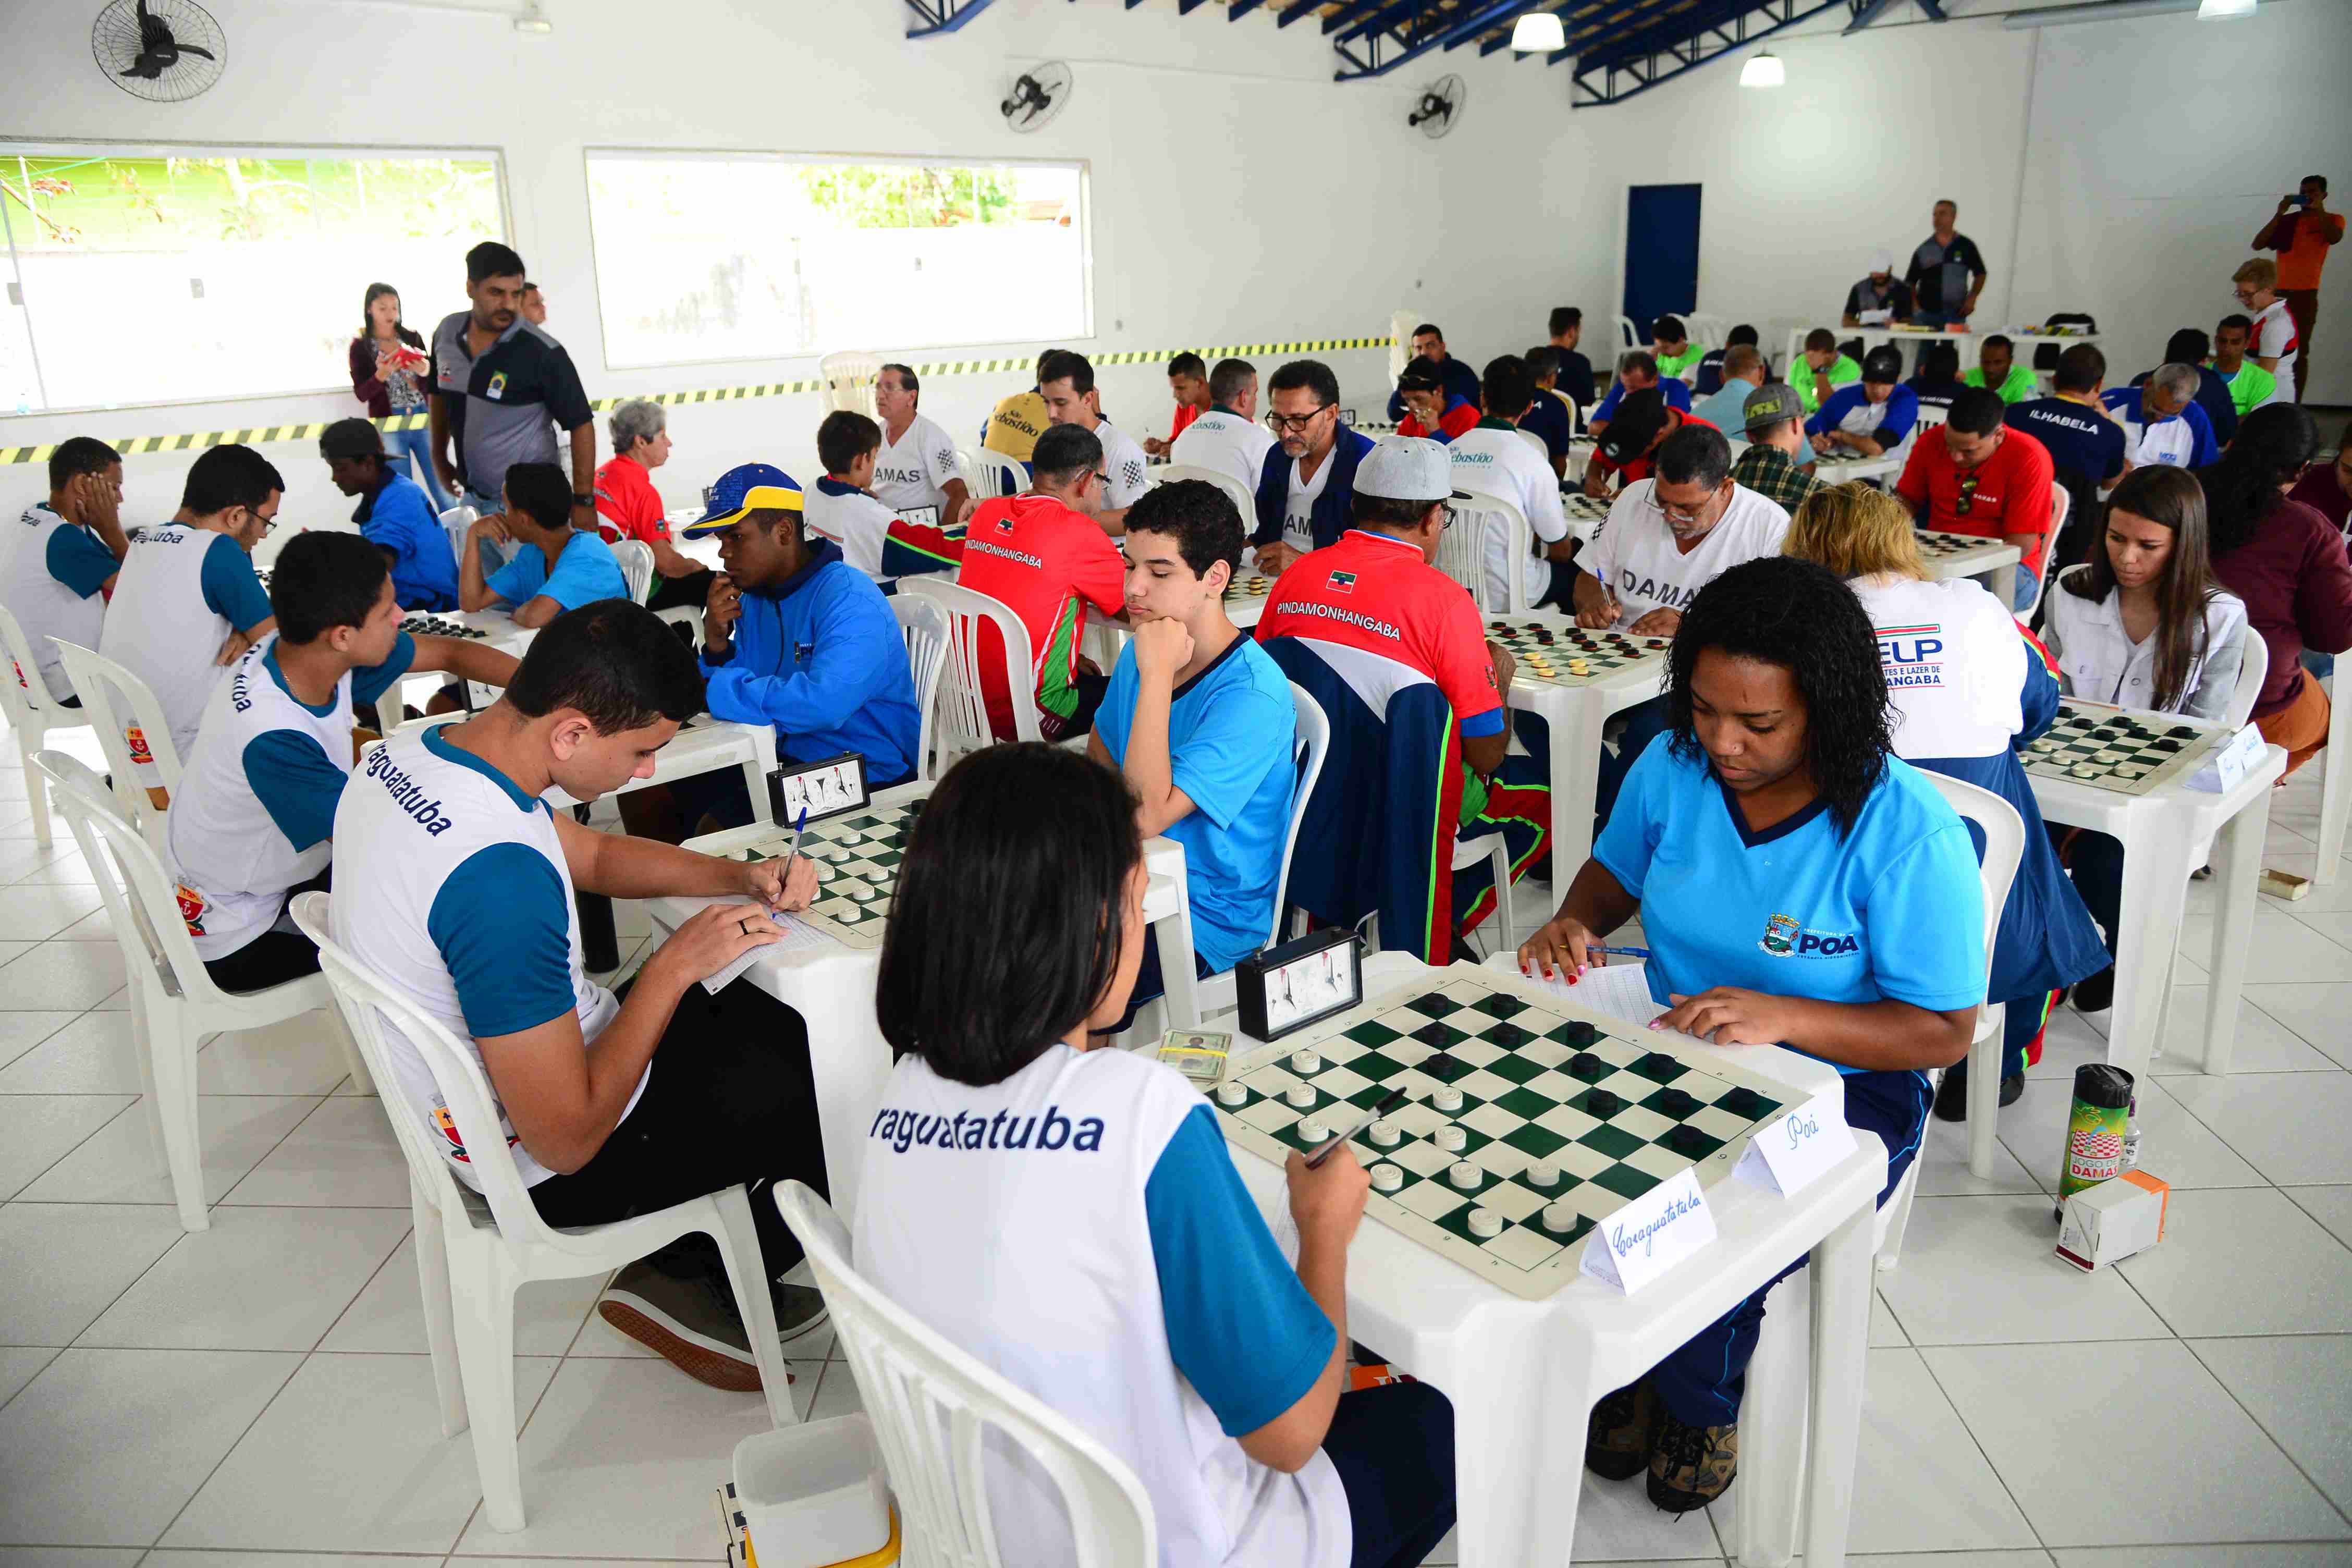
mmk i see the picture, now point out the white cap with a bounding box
[1355,435,1471,504]
[1869,248,1894,276]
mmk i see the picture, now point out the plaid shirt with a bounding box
[1731,443,1828,511]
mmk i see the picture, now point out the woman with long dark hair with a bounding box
[348,283,452,511]
[1520,555,1983,1515]
[2042,465,2248,721]
[859,743,1456,1568]
[2202,402,2352,776]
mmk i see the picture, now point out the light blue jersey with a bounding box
[487,528,628,614]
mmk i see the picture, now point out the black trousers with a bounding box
[1327,1380,1459,1568]
[199,868,332,995]
[647,567,717,613]
[529,977,827,1298]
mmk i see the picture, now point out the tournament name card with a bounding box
[1733,1094,1858,1197]
[1579,1166,1717,1294]
[2188,722,2267,794]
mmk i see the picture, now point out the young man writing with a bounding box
[1143,351,1212,457]
[802,411,904,578]
[320,417,461,613]
[1091,480,1298,1018]
[330,599,835,1387]
[1650,316,1704,383]
[460,461,630,629]
[166,532,520,991]
[1040,349,1150,535]
[957,422,1128,742]
[101,443,280,789]
[1805,346,1920,461]
[2,436,127,706]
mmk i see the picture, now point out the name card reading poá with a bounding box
[1733,1094,1859,1197]
[1579,1165,1717,1294]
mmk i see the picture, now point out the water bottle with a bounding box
[2120,1087,2142,1172]
[2056,1063,2134,1220]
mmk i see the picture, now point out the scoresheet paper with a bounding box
[691,898,835,995]
[1525,961,1665,1031]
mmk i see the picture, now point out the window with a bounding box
[0,148,504,414]
[584,151,1089,371]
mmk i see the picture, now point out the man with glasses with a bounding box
[100,443,282,801]
[1572,424,1791,826]
[2231,257,2300,409]
[1895,387,2056,614]
[1252,359,1376,577]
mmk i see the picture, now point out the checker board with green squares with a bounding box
[1211,975,1806,1301]
[730,802,922,950]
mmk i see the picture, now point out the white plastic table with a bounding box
[1221,953,1885,1568]
[644,793,1198,1217]
[1915,529,2022,612]
[2027,732,2286,1093]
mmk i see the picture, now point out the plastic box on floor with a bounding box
[725,1414,900,1567]
[2057,1169,2170,1271]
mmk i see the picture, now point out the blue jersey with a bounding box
[486,529,628,613]
[1806,383,1919,448]
[1594,377,1692,420]
[1594,736,1984,1072]
[355,471,459,612]
[1096,634,1297,973]
[2005,398,2128,487]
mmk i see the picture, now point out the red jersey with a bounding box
[1168,402,1203,443]
[957,493,1126,741]
[1254,529,1505,743]
[1399,397,1480,444]
[1896,424,2056,570]
[1589,411,1719,488]
[592,455,671,547]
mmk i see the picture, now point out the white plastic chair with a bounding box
[287,891,799,1531]
[2015,490,2064,624]
[0,603,95,843]
[975,450,1027,501]
[820,351,883,418]
[1737,771,2019,1568]
[901,577,1044,755]
[892,593,951,785]
[32,751,363,1231]
[1148,463,1256,524]
[1444,490,1532,614]
[50,639,185,858]
[1186,685,1332,1023]
[1614,314,1639,351]
[2314,669,2347,887]
[440,504,486,578]
[773,1181,1156,1568]
[612,538,656,605]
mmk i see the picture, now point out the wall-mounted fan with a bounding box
[1409,73,1466,140]
[93,0,225,103]
[1001,62,1073,133]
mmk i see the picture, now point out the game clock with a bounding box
[766,752,868,828]
[1235,928,1362,1042]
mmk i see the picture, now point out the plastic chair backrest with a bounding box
[2014,498,2061,623]
[901,577,1041,751]
[1447,489,1530,612]
[1513,427,1549,459]
[611,539,656,605]
[50,640,184,852]
[31,749,228,1013]
[2223,628,2267,731]
[1149,464,1255,523]
[1389,308,1418,382]
[772,1181,1157,1568]
[892,593,951,785]
[289,890,598,1254]
[1920,772,2023,1006]
[439,505,480,576]
[1270,682,1330,941]
[821,351,883,418]
[1615,314,1640,350]
[0,601,65,721]
[975,451,1027,501]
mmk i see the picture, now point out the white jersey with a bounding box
[1448,422,1570,610]
[1850,573,2027,761]
[1170,409,1277,498]
[1092,419,1152,511]
[857,1044,1349,1568]
[330,725,634,1190]
[100,522,272,782]
[1588,482,1790,627]
[2251,298,2298,404]
[872,412,961,516]
[2040,567,2250,724]
[803,479,903,578]
[166,637,357,960]
[0,502,111,704]
[1281,448,1337,557]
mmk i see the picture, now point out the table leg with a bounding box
[1800,1171,1876,1568]
[1418,1315,1585,1566]
[797,957,888,1221]
[1546,695,1612,881]
[2198,780,2272,1075]
[1987,562,2017,615]
[2103,812,2196,1080]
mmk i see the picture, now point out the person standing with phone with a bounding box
[349,284,452,511]
[2251,175,2342,405]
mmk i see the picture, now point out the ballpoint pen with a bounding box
[1303,1087,1410,1169]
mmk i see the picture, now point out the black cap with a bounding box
[318,417,385,462]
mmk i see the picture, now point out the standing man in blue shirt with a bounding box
[1092,480,1297,1024]
[320,418,460,612]
[460,462,629,628]
[673,463,921,834]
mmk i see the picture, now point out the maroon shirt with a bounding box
[2211,497,2352,718]
[2287,466,2350,536]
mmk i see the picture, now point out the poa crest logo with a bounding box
[1760,912,1859,959]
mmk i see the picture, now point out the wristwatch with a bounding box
[572,492,594,507]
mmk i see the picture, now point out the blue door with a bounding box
[1624,183,1701,345]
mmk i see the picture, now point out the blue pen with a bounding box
[1588,944,1650,960]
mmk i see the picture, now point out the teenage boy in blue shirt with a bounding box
[1092,480,1298,1021]
[320,418,460,612]
[460,461,629,628]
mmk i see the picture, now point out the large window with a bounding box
[584,151,1089,370]
[0,148,504,413]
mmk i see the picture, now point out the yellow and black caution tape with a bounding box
[0,333,1393,467]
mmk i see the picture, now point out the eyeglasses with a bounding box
[1953,473,1982,517]
[1645,492,1719,528]
[1439,503,1458,531]
[1265,406,1333,435]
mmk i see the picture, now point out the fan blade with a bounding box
[135,0,153,19]
[178,43,216,58]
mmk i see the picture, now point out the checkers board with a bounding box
[729,801,924,949]
[400,615,489,640]
[1210,974,1807,1300]
[1915,530,2005,563]
[1563,493,1614,531]
[2021,701,2226,795]
[1486,621,1671,690]
[1223,573,1276,607]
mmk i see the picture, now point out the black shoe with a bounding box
[1999,1071,2025,1107]
[1933,1061,1970,1122]
[1648,1408,1738,1513]
[2073,965,2115,1014]
[1586,1378,1656,1480]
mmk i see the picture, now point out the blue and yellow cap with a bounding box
[682,462,806,537]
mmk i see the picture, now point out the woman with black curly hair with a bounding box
[1518,555,1985,1516]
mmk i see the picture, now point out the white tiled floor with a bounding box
[2,724,2348,1565]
